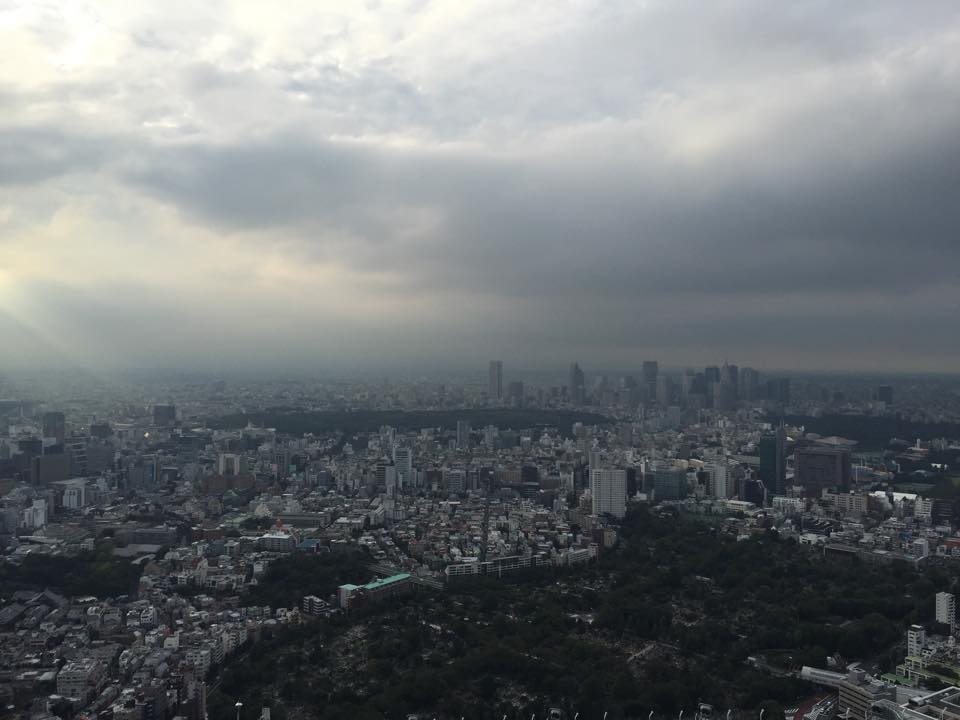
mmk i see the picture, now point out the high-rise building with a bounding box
[590,468,627,518]
[153,404,177,426]
[653,465,687,502]
[375,458,397,495]
[758,426,787,497]
[488,361,503,401]
[739,367,761,402]
[456,420,472,450]
[795,446,851,497]
[766,377,791,407]
[393,446,413,486]
[642,361,659,384]
[507,381,524,406]
[569,362,586,405]
[43,411,66,444]
[936,592,955,630]
[444,468,466,494]
[32,453,69,487]
[705,462,731,499]
[722,363,739,399]
[656,375,673,405]
[877,385,894,406]
[907,625,925,657]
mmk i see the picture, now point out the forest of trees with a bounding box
[0,547,142,599]
[207,507,958,720]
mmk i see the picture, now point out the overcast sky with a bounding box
[1,1,958,375]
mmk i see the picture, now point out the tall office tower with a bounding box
[656,375,673,405]
[483,425,498,449]
[766,377,791,407]
[653,465,687,502]
[706,462,731,499]
[31,453,69,488]
[679,370,695,405]
[590,468,627,518]
[722,364,739,399]
[42,411,66,444]
[739,367,761,402]
[642,361,659,401]
[393,446,413,486]
[795,446,851,497]
[65,437,88,476]
[714,380,737,412]
[703,366,721,408]
[877,385,894,406]
[456,420,472,450]
[569,362,586,405]
[758,426,787,496]
[153,404,177,426]
[936,592,956,631]
[444,468,466,494]
[488,361,503,401]
[507,381,524,406]
[642,360,659,384]
[375,457,396,493]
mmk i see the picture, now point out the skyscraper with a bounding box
[722,363,739,400]
[641,360,659,384]
[393,446,413,487]
[569,362,585,405]
[153,404,177,426]
[739,367,761,402]
[653,465,687,502]
[767,377,791,407]
[936,592,955,631]
[758,426,787,496]
[488,361,503,401]
[43,411,66,444]
[656,375,673,405]
[456,420,472,450]
[877,385,894,406]
[642,360,658,402]
[795,446,852,497]
[590,468,627,518]
[705,462,731,499]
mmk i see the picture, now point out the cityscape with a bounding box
[1,363,960,719]
[3,1,960,719]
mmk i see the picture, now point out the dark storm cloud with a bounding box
[128,87,960,303]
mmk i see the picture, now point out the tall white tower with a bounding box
[590,468,627,519]
[936,592,956,632]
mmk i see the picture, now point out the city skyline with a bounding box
[2,1,959,374]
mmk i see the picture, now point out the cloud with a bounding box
[0,0,959,372]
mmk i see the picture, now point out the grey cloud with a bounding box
[3,0,960,372]
[0,127,108,185]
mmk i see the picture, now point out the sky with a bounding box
[1,1,959,375]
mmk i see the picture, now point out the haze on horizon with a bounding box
[1,1,958,375]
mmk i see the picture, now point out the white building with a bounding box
[590,468,627,519]
[908,625,926,657]
[21,499,47,530]
[936,592,956,630]
[705,462,731,499]
[56,659,105,702]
